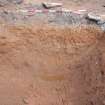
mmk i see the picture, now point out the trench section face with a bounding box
[0,25,104,105]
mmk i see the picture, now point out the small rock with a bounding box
[42,2,62,9]
[86,12,101,22]
[97,18,105,31]
[97,20,105,25]
[22,98,29,104]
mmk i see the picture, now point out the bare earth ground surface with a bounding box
[0,0,105,105]
[0,0,105,25]
[25,0,105,13]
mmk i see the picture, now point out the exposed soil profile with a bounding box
[0,24,105,105]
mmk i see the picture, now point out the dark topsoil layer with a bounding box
[0,3,99,26]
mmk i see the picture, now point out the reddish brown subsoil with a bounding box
[0,24,105,105]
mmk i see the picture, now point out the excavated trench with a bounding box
[0,24,105,105]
